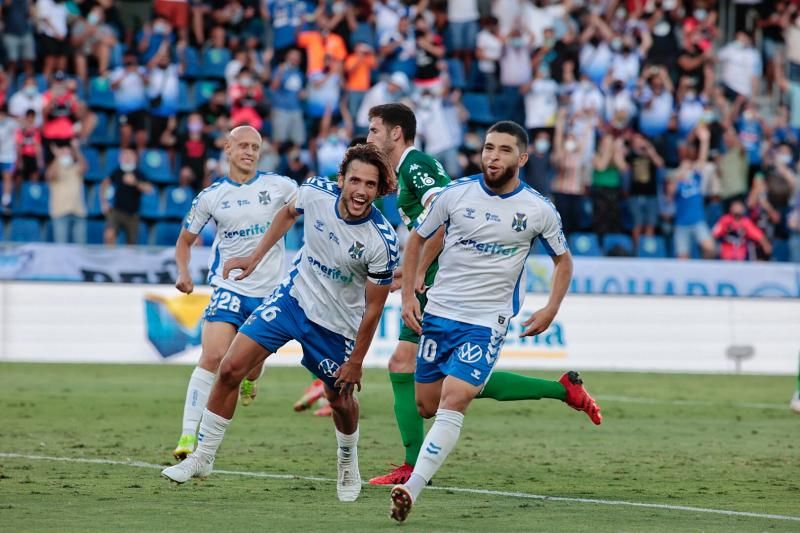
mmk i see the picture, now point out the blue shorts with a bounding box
[0,162,15,173]
[447,20,479,51]
[203,286,265,329]
[415,313,507,387]
[629,195,658,228]
[239,286,354,390]
[674,221,712,257]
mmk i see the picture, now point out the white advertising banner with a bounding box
[1,282,798,374]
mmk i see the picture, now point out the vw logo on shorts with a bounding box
[457,343,483,364]
[318,358,340,378]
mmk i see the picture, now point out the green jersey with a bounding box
[396,147,451,230]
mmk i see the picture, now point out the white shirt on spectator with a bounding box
[476,30,503,73]
[524,78,559,129]
[492,0,523,37]
[37,0,68,38]
[416,95,460,154]
[9,90,44,127]
[603,89,636,123]
[147,64,180,104]
[448,0,479,23]
[500,37,533,87]
[356,82,403,128]
[374,0,407,42]
[718,41,761,98]
[110,67,148,112]
[520,2,566,48]
[571,81,604,116]
[609,51,641,89]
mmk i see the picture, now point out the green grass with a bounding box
[1,363,799,532]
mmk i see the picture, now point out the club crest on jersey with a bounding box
[318,358,340,378]
[512,212,528,232]
[463,207,476,219]
[457,343,483,364]
[348,241,365,260]
[258,190,271,205]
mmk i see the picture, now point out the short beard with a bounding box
[481,162,517,191]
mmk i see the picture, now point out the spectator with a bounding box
[413,15,445,90]
[198,87,230,139]
[147,45,182,148]
[551,109,589,235]
[0,104,18,209]
[668,127,716,259]
[282,145,312,186]
[712,200,772,261]
[15,109,44,183]
[591,131,628,237]
[788,190,800,262]
[475,16,502,101]
[747,174,782,257]
[2,0,36,78]
[498,25,532,121]
[45,140,87,244]
[297,23,347,76]
[522,64,559,137]
[718,31,761,101]
[42,73,93,156]
[101,148,153,245]
[378,15,416,79]
[179,112,219,190]
[153,0,189,43]
[355,71,409,132]
[524,130,555,197]
[270,48,307,146]
[110,51,149,150]
[8,76,44,126]
[228,66,267,131]
[176,165,199,193]
[261,0,308,60]
[117,0,152,47]
[373,0,408,43]
[677,29,714,93]
[138,15,175,65]
[718,128,749,210]
[315,118,349,178]
[70,3,118,81]
[36,0,70,79]
[257,141,281,174]
[637,66,674,139]
[414,88,463,178]
[305,57,344,152]
[627,132,665,247]
[676,78,706,137]
[736,101,767,183]
[344,42,377,120]
[447,0,480,75]
[578,14,614,86]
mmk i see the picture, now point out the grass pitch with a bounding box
[1,363,799,532]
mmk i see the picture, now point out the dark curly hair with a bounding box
[337,143,398,197]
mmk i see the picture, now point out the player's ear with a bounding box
[337,172,344,188]
[518,150,529,168]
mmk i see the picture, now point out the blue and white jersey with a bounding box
[416,175,567,329]
[184,172,298,298]
[288,176,399,340]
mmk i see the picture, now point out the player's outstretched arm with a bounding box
[334,280,392,397]
[416,225,444,292]
[175,229,200,294]
[521,251,573,337]
[223,200,301,281]
[400,229,428,335]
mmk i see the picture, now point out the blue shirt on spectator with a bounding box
[268,0,309,50]
[271,66,304,111]
[674,170,705,226]
[3,0,32,35]
[737,117,763,165]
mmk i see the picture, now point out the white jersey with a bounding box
[288,176,398,340]
[416,175,567,329]
[184,172,298,298]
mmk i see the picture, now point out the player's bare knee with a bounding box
[416,399,437,419]
[198,350,226,372]
[217,358,246,388]
[388,343,417,373]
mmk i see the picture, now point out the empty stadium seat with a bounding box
[139,149,175,184]
[86,184,115,217]
[176,81,194,113]
[88,112,115,147]
[139,189,162,220]
[14,182,50,216]
[461,93,495,125]
[193,80,219,106]
[0,218,5,241]
[568,232,601,257]
[103,147,121,177]
[182,46,202,78]
[705,202,724,228]
[200,48,232,79]
[82,147,105,182]
[9,218,43,242]
[87,219,106,244]
[87,76,116,110]
[772,239,790,262]
[154,221,181,246]
[602,233,634,256]
[637,235,668,258]
[163,186,194,219]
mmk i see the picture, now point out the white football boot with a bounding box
[161,453,214,483]
[336,447,361,502]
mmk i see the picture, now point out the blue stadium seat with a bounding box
[154,221,182,246]
[82,147,105,182]
[447,58,467,90]
[86,184,115,217]
[705,201,724,228]
[772,239,790,262]
[461,92,495,125]
[139,189,163,220]
[87,76,116,110]
[109,43,124,69]
[637,235,667,258]
[9,218,43,242]
[568,232,601,257]
[379,193,402,227]
[0,218,5,241]
[164,186,194,219]
[193,80,219,106]
[88,112,114,147]
[87,219,106,244]
[14,182,50,216]
[602,233,634,256]
[139,149,175,184]
[176,81,194,113]
[200,48,232,79]
[182,46,202,78]
[103,148,121,177]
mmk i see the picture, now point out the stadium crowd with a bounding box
[0,0,799,261]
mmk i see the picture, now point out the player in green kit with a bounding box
[366,104,602,486]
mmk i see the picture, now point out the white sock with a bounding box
[181,367,216,436]
[335,426,359,462]
[405,409,464,501]
[194,408,230,459]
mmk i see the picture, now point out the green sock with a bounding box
[389,372,424,465]
[477,371,567,402]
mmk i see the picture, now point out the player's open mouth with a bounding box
[351,197,367,210]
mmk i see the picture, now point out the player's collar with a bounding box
[479,174,526,199]
[395,145,416,172]
[223,173,260,187]
[334,196,374,225]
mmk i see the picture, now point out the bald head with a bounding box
[228,125,262,143]
[225,125,262,180]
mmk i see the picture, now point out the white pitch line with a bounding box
[1,452,799,523]
[595,395,786,410]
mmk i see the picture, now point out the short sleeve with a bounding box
[535,200,568,256]
[367,220,399,286]
[295,175,335,214]
[415,187,452,239]
[184,190,213,234]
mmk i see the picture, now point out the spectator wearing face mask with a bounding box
[111,51,149,150]
[9,76,44,126]
[627,132,665,247]
[591,130,628,238]
[718,31,762,101]
[525,130,556,197]
[179,112,220,191]
[498,26,532,121]
[712,200,772,261]
[137,15,174,65]
[147,45,183,149]
[413,15,445,90]
[45,140,87,244]
[229,67,267,131]
[475,16,503,102]
[15,109,44,184]
[0,104,18,210]
[281,145,313,186]
[736,102,767,183]
[271,49,307,146]
[637,66,674,139]
[522,65,559,140]
[101,148,153,245]
[550,109,589,235]
[378,15,416,79]
[578,14,614,86]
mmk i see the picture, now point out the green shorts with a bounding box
[398,289,428,344]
